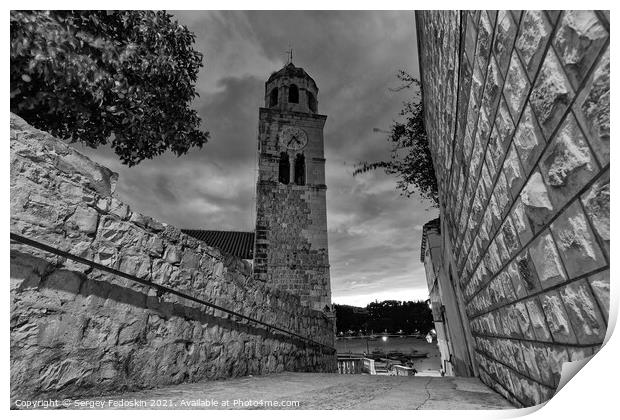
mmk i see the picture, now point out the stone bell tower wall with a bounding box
[254,104,331,313]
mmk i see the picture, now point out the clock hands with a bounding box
[287,135,298,146]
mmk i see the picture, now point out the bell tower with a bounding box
[253,62,332,314]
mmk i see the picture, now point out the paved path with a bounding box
[66,373,514,410]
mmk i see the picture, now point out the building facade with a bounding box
[421,218,477,377]
[417,11,609,407]
[253,63,332,314]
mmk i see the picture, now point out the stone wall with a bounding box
[10,113,336,402]
[416,11,609,407]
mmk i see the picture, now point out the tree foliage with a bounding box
[335,300,433,335]
[354,71,438,206]
[10,10,208,166]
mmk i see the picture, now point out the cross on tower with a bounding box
[285,46,293,64]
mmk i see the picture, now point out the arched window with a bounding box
[288,84,299,103]
[294,153,305,186]
[269,88,278,107]
[278,152,290,184]
[307,91,317,113]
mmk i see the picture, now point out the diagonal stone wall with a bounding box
[10,113,336,402]
[417,10,609,407]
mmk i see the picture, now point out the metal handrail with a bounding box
[10,232,335,353]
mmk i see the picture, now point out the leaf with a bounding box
[353,71,438,206]
[10,10,208,165]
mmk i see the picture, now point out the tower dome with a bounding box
[264,63,319,114]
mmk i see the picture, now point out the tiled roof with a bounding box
[182,230,255,260]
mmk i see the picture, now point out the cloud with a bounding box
[74,11,436,307]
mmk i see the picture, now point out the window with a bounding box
[269,88,278,107]
[288,84,299,103]
[278,152,290,184]
[294,153,305,185]
[307,91,317,113]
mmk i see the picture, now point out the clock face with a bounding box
[280,126,308,151]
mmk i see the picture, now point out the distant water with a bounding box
[335,336,442,372]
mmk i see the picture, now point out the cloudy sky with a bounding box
[77,11,438,307]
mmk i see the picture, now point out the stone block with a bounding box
[488,194,502,234]
[118,254,151,280]
[504,305,524,338]
[514,302,535,340]
[494,11,518,76]
[550,201,606,278]
[495,339,517,369]
[464,13,478,64]
[566,345,595,362]
[530,48,574,139]
[487,276,504,307]
[520,170,554,234]
[164,246,181,265]
[532,343,569,387]
[588,270,609,323]
[493,358,511,387]
[471,122,488,177]
[540,291,577,343]
[485,241,502,276]
[469,62,485,114]
[494,172,511,218]
[495,232,510,266]
[509,339,529,375]
[97,216,134,246]
[528,230,567,288]
[520,342,542,381]
[475,11,494,69]
[146,236,164,258]
[506,261,525,299]
[43,269,84,300]
[480,163,493,197]
[482,56,504,117]
[539,113,599,210]
[93,245,118,268]
[515,10,552,80]
[510,198,533,245]
[484,146,498,183]
[513,104,546,175]
[552,11,608,91]
[180,249,200,271]
[525,297,552,343]
[58,181,85,205]
[109,197,130,220]
[558,279,606,345]
[581,169,610,256]
[496,97,515,145]
[68,206,99,235]
[503,144,525,199]
[573,47,609,165]
[500,211,520,257]
[504,51,530,120]
[517,374,545,406]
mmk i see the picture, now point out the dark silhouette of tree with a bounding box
[335,300,433,335]
[354,71,438,206]
[10,10,208,166]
